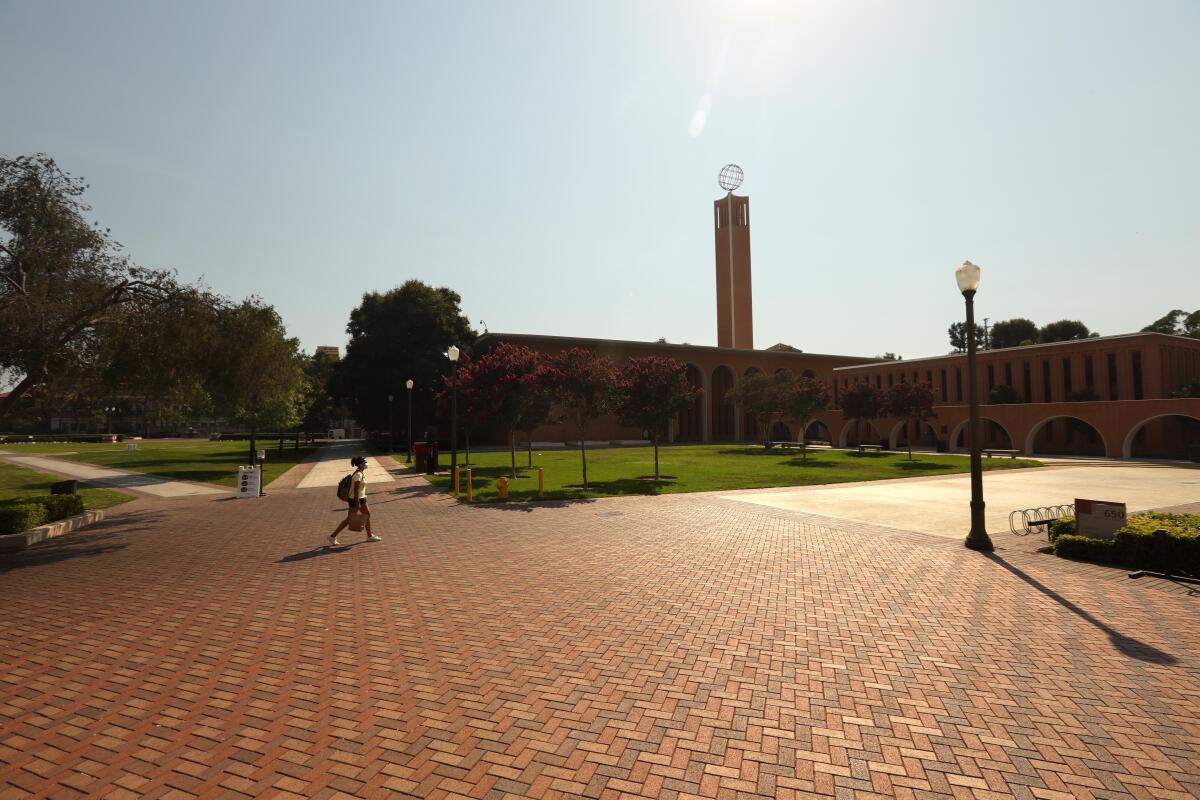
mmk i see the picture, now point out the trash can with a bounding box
[50,480,78,495]
[413,441,429,472]
[1190,444,1200,464]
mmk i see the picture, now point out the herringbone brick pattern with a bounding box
[0,464,1197,799]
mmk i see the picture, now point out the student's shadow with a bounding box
[277,543,364,562]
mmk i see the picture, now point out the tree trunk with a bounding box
[527,433,533,467]
[653,432,660,481]
[0,371,40,426]
[579,423,588,490]
[510,429,517,478]
[907,417,914,461]
[465,428,471,466]
[249,426,257,467]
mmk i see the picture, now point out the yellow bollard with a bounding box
[465,469,473,503]
[537,467,544,498]
[452,466,460,495]
[497,475,508,500]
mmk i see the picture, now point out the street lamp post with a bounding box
[388,393,395,453]
[405,379,414,463]
[956,260,993,552]
[448,346,460,474]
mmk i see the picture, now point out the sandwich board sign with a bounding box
[236,466,261,498]
[1075,498,1126,539]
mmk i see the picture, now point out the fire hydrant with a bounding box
[497,475,509,500]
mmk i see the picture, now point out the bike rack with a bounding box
[1009,504,1075,541]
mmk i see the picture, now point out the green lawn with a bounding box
[426,444,1043,503]
[0,460,136,510]
[0,440,319,487]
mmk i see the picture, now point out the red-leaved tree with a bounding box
[469,343,543,477]
[435,352,487,466]
[543,348,620,490]
[883,381,936,461]
[840,381,883,448]
[617,356,701,481]
[785,377,831,462]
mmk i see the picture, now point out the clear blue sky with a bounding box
[3,1,1197,359]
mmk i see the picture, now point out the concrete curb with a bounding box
[0,509,106,552]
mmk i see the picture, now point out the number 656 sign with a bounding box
[1075,498,1127,539]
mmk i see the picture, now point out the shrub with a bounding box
[987,384,1021,405]
[1054,534,1118,564]
[1048,515,1075,542]
[41,494,85,521]
[0,503,49,535]
[1052,512,1200,575]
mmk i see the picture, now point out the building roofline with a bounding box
[476,332,874,363]
[832,331,1199,372]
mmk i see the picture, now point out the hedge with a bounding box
[0,494,86,534]
[1052,512,1200,576]
[0,503,49,535]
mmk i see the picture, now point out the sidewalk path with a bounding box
[0,454,223,498]
[294,443,396,489]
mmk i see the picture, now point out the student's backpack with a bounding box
[336,473,353,501]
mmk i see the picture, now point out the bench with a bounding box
[983,449,1020,459]
[856,444,883,453]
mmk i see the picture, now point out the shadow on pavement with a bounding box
[0,509,165,573]
[985,552,1178,665]
[277,542,370,562]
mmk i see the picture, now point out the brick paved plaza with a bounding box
[1,459,1199,799]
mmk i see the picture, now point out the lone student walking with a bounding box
[329,456,382,545]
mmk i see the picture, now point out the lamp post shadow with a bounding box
[984,552,1177,665]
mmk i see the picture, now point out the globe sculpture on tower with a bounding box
[718,163,743,193]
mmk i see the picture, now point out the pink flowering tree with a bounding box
[543,348,620,490]
[617,356,702,481]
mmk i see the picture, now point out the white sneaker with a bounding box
[366,534,382,542]
[328,533,340,546]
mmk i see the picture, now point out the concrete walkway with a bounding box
[294,442,396,489]
[0,454,224,498]
[722,462,1200,538]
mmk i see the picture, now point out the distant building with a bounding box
[314,345,340,360]
[473,174,1200,459]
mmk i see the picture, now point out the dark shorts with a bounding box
[348,498,367,509]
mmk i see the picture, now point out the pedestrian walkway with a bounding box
[294,442,396,489]
[0,454,223,498]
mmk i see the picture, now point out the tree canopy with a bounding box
[1142,309,1200,338]
[617,356,700,480]
[1039,319,1095,343]
[543,348,620,489]
[948,322,985,353]
[337,280,476,437]
[989,318,1038,349]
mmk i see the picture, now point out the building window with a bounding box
[986,364,995,390]
[1084,355,1094,390]
[1042,360,1051,402]
[926,370,932,387]
[888,374,894,387]
[1132,351,1143,399]
[1022,362,1031,403]
[1004,363,1013,387]
[940,368,948,401]
[1107,353,1118,400]
[955,367,963,402]
[1063,358,1072,396]
[875,375,881,388]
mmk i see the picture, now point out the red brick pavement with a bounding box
[1,461,1198,799]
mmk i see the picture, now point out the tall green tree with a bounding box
[543,348,620,490]
[840,382,883,447]
[205,298,308,464]
[1039,319,1095,342]
[0,154,182,425]
[882,381,935,461]
[1142,309,1200,338]
[617,356,700,480]
[989,318,1039,349]
[784,377,831,462]
[727,370,795,446]
[948,321,986,353]
[337,280,476,439]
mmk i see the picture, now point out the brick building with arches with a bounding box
[474,180,1200,460]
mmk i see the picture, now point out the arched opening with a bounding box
[804,420,831,445]
[1124,414,1200,459]
[950,418,1014,452]
[890,420,939,450]
[677,364,704,442]
[711,366,735,441]
[770,421,792,442]
[839,419,884,448]
[1025,416,1105,457]
[742,367,762,442]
